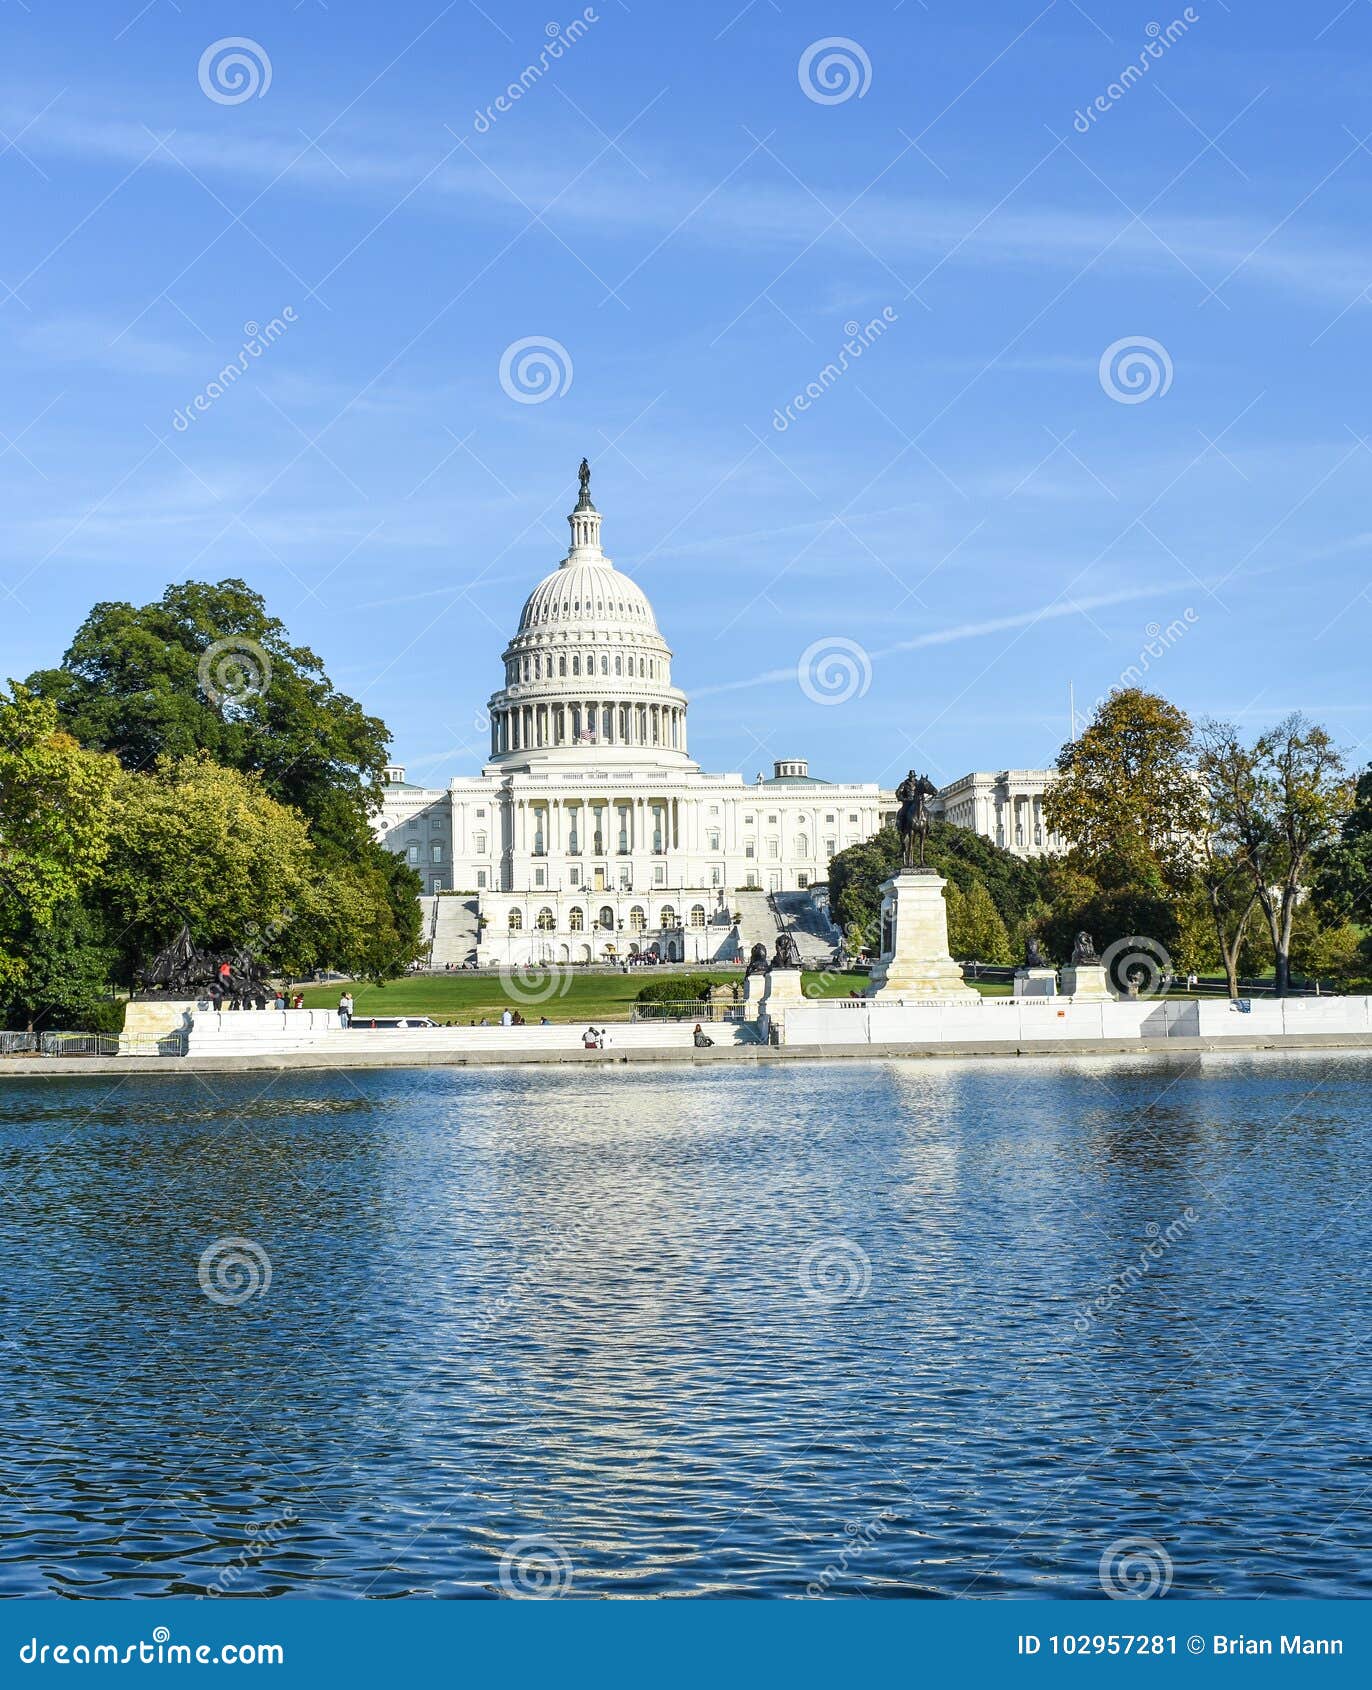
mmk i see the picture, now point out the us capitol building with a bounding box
[375,464,1062,966]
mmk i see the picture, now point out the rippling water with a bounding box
[0,1053,1369,1599]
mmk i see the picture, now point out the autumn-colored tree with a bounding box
[1044,689,1205,890]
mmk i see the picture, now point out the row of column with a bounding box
[492,700,685,755]
[512,796,683,856]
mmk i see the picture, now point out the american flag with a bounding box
[578,727,597,742]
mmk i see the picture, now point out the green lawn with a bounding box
[296,969,1013,1023]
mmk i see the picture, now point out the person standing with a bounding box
[500,1008,513,1027]
[338,991,354,1027]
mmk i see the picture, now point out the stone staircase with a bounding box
[730,888,781,961]
[771,890,842,967]
[427,896,480,968]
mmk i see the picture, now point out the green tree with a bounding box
[0,901,119,1032]
[1200,715,1353,996]
[946,878,1013,959]
[100,757,315,978]
[0,685,118,992]
[1315,764,1372,928]
[1044,688,1204,890]
[28,580,424,976]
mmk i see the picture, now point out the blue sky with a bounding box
[1,0,1370,791]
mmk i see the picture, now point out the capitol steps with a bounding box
[771,890,842,967]
[730,889,780,960]
[428,895,481,967]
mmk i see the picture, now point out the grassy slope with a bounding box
[297,970,1004,1023]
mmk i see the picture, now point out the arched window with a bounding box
[630,905,646,932]
[559,656,566,676]
[508,909,523,930]
[600,655,609,675]
[536,907,555,931]
[659,904,677,929]
[797,833,809,857]
[569,907,584,931]
[572,655,580,676]
[615,654,622,675]
[690,904,706,927]
[598,906,615,931]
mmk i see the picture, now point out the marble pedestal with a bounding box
[1060,963,1114,1002]
[743,971,768,1015]
[758,966,806,1041]
[865,871,979,1002]
[119,997,198,1054]
[1013,966,1059,999]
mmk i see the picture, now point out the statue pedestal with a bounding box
[1061,963,1114,1002]
[759,967,806,1042]
[119,997,199,1053]
[1013,966,1059,999]
[865,872,979,1002]
[743,971,768,1017]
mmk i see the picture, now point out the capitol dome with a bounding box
[486,462,693,772]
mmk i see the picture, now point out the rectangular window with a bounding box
[708,830,720,851]
[825,839,836,859]
[569,866,581,885]
[476,869,487,889]
[711,866,722,887]
[767,839,779,858]
[654,865,666,886]
[431,843,443,863]
[798,872,810,889]
[407,845,419,863]
[535,867,546,886]
[745,842,755,859]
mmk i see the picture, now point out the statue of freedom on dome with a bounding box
[578,457,591,500]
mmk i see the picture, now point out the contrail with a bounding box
[692,580,1203,698]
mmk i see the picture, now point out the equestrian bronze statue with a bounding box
[895,771,939,871]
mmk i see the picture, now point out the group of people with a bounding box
[210,983,304,1011]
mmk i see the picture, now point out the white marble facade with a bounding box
[375,468,1060,964]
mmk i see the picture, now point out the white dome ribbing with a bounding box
[486,463,693,772]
